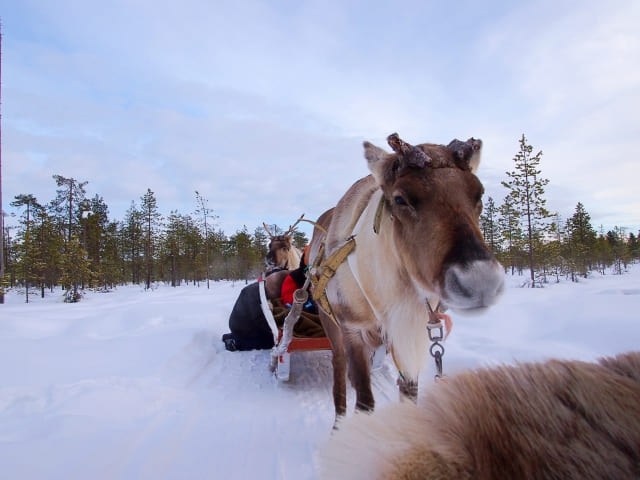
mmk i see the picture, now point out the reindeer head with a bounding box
[263,217,303,270]
[364,133,503,312]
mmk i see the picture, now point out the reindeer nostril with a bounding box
[447,269,473,298]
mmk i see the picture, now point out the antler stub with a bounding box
[387,132,431,169]
[447,138,482,171]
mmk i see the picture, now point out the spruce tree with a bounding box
[566,202,597,278]
[502,134,552,287]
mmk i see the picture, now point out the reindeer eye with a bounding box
[394,195,408,206]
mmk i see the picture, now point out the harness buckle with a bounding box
[426,322,444,342]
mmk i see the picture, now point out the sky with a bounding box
[2,0,639,238]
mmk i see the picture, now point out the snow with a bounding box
[1,268,639,480]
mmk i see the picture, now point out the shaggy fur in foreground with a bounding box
[318,352,640,480]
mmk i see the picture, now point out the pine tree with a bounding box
[122,201,144,284]
[99,220,122,289]
[229,226,257,283]
[164,211,181,286]
[83,196,109,262]
[606,228,626,275]
[253,226,269,267]
[502,134,552,287]
[3,222,19,288]
[210,228,229,280]
[497,194,523,275]
[545,217,565,282]
[51,175,88,247]
[565,202,597,278]
[182,214,202,285]
[162,211,193,286]
[10,194,43,302]
[479,196,500,256]
[627,232,639,261]
[292,230,309,250]
[602,227,633,275]
[59,236,91,302]
[32,209,63,294]
[140,189,162,290]
[195,191,217,289]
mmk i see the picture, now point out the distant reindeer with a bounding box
[308,133,504,420]
[319,351,640,480]
[223,217,306,352]
[263,220,303,272]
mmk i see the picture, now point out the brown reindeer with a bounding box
[308,133,504,420]
[319,352,640,480]
[263,221,303,272]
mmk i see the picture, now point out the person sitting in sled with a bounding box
[222,247,316,351]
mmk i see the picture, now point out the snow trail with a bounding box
[1,271,639,479]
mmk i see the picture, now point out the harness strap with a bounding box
[373,194,386,234]
[258,279,280,345]
[308,237,356,327]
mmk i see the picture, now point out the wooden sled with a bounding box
[258,279,331,381]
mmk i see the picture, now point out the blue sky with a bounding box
[2,0,639,237]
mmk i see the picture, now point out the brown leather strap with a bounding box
[309,237,356,327]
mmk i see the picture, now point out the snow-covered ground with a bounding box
[1,268,639,480]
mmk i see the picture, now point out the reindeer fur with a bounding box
[319,352,640,480]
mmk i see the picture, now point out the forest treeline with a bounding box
[3,134,639,302]
[3,178,308,303]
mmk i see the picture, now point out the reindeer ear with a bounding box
[448,138,482,173]
[364,141,392,186]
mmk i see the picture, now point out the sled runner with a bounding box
[258,278,331,381]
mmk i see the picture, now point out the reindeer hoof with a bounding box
[398,377,418,403]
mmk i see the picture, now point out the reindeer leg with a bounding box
[319,310,347,423]
[345,334,374,412]
[332,349,348,421]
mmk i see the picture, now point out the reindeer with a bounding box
[263,220,303,273]
[308,133,505,420]
[319,352,640,480]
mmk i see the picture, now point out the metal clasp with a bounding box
[426,300,446,381]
